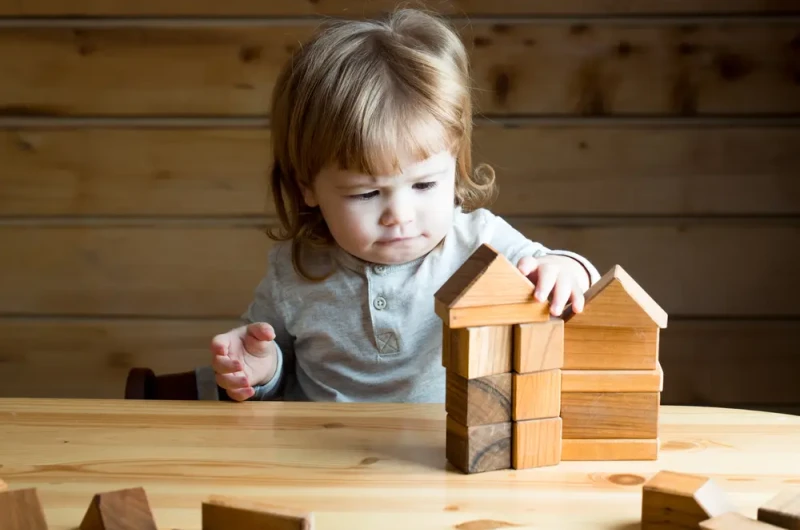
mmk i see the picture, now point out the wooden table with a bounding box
[1,399,799,529]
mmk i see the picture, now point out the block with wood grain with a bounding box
[0,487,49,530]
[446,416,512,474]
[203,496,314,530]
[79,486,157,530]
[446,371,512,426]
[641,470,735,530]
[701,512,785,529]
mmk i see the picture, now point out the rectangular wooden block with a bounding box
[445,324,512,379]
[446,416,511,474]
[203,496,314,530]
[564,325,658,370]
[512,417,562,469]
[514,319,564,374]
[561,392,659,439]
[561,438,659,461]
[0,488,48,530]
[80,487,157,530]
[561,363,663,393]
[436,299,549,329]
[442,323,450,368]
[446,371,512,426]
[642,470,735,530]
[702,512,784,529]
[758,489,800,529]
[512,369,561,421]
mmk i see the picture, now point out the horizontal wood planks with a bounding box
[2,1,799,16]
[1,22,799,116]
[0,222,797,317]
[2,125,798,216]
[1,319,797,404]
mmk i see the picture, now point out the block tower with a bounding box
[435,244,667,473]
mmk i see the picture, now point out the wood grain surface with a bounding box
[1,399,800,530]
[1,22,798,116]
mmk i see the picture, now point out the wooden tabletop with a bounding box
[1,399,799,530]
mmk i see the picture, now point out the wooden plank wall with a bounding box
[0,1,798,411]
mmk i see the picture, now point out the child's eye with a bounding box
[349,190,379,200]
[413,181,438,191]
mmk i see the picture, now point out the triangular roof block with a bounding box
[566,265,667,329]
[643,470,735,526]
[435,244,537,309]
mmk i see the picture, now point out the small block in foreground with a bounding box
[203,496,314,530]
[758,489,800,529]
[701,512,784,529]
[642,470,735,530]
[80,487,157,530]
[0,487,49,530]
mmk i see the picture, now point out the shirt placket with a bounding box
[367,263,401,356]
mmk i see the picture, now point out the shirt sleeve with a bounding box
[481,210,602,287]
[240,244,295,401]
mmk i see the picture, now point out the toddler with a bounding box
[204,8,601,403]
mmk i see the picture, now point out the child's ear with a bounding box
[299,181,319,208]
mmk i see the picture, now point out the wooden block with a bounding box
[758,489,800,529]
[702,512,784,529]
[0,488,48,530]
[203,495,313,530]
[561,392,659,439]
[565,264,668,329]
[512,369,561,421]
[561,363,663,393]
[446,371,511,426]
[642,470,736,530]
[80,487,157,530]
[435,299,549,329]
[445,325,512,379]
[564,324,659,370]
[513,319,564,374]
[446,416,511,474]
[442,323,450,368]
[435,244,537,309]
[561,438,659,461]
[512,417,562,469]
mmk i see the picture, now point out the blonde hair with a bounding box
[267,7,496,280]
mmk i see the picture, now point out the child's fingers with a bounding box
[550,277,573,316]
[210,333,232,356]
[215,371,250,392]
[517,256,539,277]
[570,288,586,314]
[247,322,276,342]
[226,386,256,402]
[244,325,275,357]
[211,353,242,375]
[534,264,558,303]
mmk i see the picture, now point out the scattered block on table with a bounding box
[701,512,784,529]
[443,325,512,378]
[563,325,659,370]
[561,363,663,393]
[446,371,512,426]
[512,369,561,421]
[512,417,562,469]
[642,470,735,530]
[565,264,668,329]
[203,495,314,530]
[513,319,564,374]
[446,416,511,474]
[758,489,800,529]
[434,244,549,329]
[561,438,659,461]
[561,392,659,439]
[0,487,48,530]
[79,487,157,530]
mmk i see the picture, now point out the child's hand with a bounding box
[517,256,586,317]
[210,323,278,402]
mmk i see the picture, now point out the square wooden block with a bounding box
[446,416,511,474]
[446,371,512,426]
[512,369,561,421]
[564,325,658,370]
[444,325,512,379]
[0,487,48,530]
[514,319,564,374]
[513,417,562,469]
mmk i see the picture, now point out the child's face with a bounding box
[303,150,457,265]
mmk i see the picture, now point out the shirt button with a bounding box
[373,265,388,275]
[374,296,387,310]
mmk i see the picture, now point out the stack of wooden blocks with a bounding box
[435,244,668,473]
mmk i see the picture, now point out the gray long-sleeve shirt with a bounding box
[197,208,600,403]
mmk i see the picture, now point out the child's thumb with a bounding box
[243,323,275,356]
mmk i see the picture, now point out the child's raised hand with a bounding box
[210,322,278,402]
[517,256,586,317]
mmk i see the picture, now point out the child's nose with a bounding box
[380,199,414,226]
